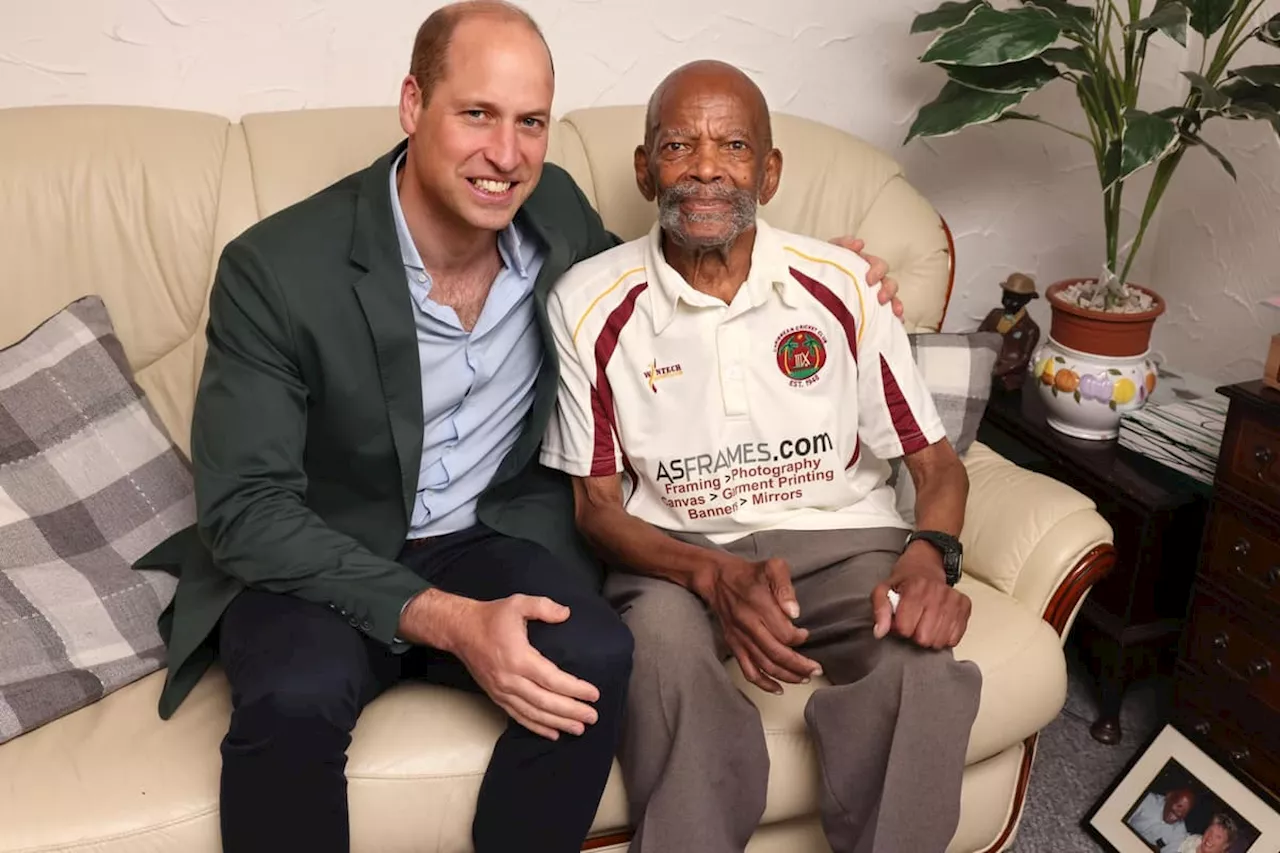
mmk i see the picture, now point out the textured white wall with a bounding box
[1147,34,1280,384]
[2,0,1277,381]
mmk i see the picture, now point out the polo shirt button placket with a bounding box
[717,323,750,417]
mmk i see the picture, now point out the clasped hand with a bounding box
[693,556,822,695]
[695,547,972,696]
[870,550,971,649]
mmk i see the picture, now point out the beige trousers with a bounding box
[604,527,983,853]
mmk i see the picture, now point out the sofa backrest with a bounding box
[0,104,950,457]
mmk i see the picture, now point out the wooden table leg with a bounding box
[1090,644,1129,744]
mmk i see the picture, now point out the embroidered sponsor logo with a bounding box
[642,359,683,393]
[774,326,827,386]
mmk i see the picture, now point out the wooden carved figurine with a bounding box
[978,273,1041,392]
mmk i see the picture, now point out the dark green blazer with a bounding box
[137,140,620,719]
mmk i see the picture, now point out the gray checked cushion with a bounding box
[892,331,1001,526]
[0,296,190,743]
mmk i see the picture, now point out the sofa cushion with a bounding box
[0,296,190,744]
[892,331,1001,525]
[910,331,1001,455]
[0,575,1061,852]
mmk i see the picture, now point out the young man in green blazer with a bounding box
[139,2,902,851]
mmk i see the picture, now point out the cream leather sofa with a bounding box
[0,103,1115,853]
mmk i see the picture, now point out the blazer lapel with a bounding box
[351,142,423,521]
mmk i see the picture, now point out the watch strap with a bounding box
[905,530,963,586]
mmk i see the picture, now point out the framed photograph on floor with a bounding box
[1084,724,1280,853]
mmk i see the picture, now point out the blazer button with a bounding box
[348,617,359,627]
[361,621,372,631]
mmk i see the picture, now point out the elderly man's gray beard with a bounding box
[657,181,758,253]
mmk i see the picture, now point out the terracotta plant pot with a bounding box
[1045,278,1166,358]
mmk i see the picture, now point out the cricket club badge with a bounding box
[774,326,828,386]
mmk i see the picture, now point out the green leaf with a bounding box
[1055,356,1066,363]
[1101,137,1123,188]
[1131,1,1188,47]
[905,80,1028,142]
[1109,400,1117,411]
[1257,13,1280,46]
[1227,65,1280,87]
[1108,368,1122,375]
[1074,390,1082,403]
[1223,102,1280,139]
[912,0,988,34]
[947,57,1060,93]
[1220,78,1280,111]
[1021,0,1095,39]
[920,5,1062,66]
[1116,110,1179,185]
[1155,105,1195,122]
[1183,71,1229,109]
[1181,131,1237,179]
[1187,0,1234,38]
[1042,46,1091,72]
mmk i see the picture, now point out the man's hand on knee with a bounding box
[871,551,971,650]
[693,555,823,695]
[400,588,601,740]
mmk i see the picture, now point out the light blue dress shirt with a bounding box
[389,152,544,538]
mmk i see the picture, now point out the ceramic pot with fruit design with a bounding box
[1030,336,1157,440]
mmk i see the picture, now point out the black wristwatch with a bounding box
[904,530,963,586]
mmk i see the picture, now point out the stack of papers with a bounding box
[1118,380,1230,485]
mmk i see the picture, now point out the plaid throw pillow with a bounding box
[0,296,191,743]
[892,331,1001,525]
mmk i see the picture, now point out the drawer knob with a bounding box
[1231,747,1251,764]
[1269,565,1280,587]
[1233,538,1251,557]
[1256,445,1274,469]
[1249,658,1272,678]
[1194,721,1211,736]
[1213,632,1230,650]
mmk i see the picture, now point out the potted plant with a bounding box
[905,0,1280,437]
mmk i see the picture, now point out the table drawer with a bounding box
[1183,592,1280,715]
[1202,505,1280,613]
[1175,662,1280,762]
[1175,690,1280,800]
[1221,413,1280,507]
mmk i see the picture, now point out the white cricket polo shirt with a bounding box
[540,218,946,544]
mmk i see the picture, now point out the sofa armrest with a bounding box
[960,442,1116,636]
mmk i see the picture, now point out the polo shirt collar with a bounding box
[645,217,803,335]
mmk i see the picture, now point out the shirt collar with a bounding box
[389,150,530,279]
[645,217,801,335]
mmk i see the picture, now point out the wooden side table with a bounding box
[977,377,1211,744]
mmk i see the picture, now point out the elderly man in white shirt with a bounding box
[540,59,982,853]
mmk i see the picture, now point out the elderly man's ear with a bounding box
[829,238,904,320]
[634,146,655,202]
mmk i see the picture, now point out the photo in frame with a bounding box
[1084,724,1280,852]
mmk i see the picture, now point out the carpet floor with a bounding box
[1012,642,1174,851]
